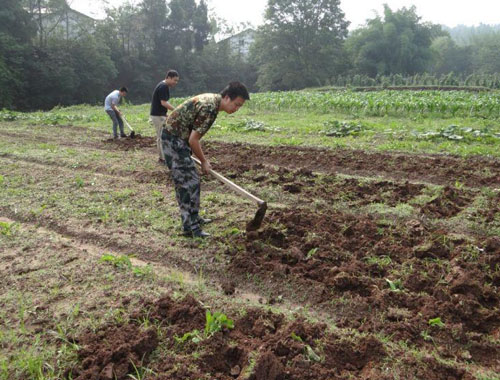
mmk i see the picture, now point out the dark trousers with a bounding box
[106,110,125,138]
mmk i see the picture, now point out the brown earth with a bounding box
[70,294,481,380]
[2,131,500,379]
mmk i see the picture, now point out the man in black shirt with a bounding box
[150,70,180,162]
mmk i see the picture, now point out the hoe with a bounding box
[191,156,267,231]
[121,114,136,138]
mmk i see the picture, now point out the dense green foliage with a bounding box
[345,5,443,76]
[250,0,348,90]
[246,90,500,118]
[2,0,500,110]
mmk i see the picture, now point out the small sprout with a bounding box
[132,265,153,277]
[428,317,445,328]
[305,345,321,362]
[99,254,132,270]
[75,176,84,188]
[0,221,16,236]
[306,248,319,260]
[420,330,433,342]
[174,330,203,344]
[175,310,234,345]
[205,310,234,337]
[386,278,403,292]
[291,332,303,342]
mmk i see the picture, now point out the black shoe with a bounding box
[182,229,210,238]
[120,134,127,138]
[199,217,212,225]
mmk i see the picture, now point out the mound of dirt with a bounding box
[69,324,158,380]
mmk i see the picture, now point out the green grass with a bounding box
[1,89,499,379]
[3,89,500,157]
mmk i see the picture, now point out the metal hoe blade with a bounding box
[191,156,267,231]
[246,201,267,232]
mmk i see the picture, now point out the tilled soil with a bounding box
[2,131,500,379]
[70,294,477,380]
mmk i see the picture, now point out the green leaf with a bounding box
[305,345,321,362]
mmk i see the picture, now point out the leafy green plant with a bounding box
[386,278,404,292]
[99,254,132,270]
[75,176,84,188]
[174,329,204,344]
[306,248,319,260]
[323,120,364,137]
[420,329,434,342]
[175,310,234,345]
[290,333,321,362]
[205,310,234,337]
[364,255,392,268]
[0,221,16,236]
[227,119,280,133]
[305,345,321,362]
[132,265,153,278]
[428,317,445,328]
[414,124,500,142]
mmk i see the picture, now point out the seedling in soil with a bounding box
[205,310,234,337]
[428,317,445,328]
[223,227,242,236]
[0,221,16,236]
[290,333,322,362]
[386,278,404,292]
[322,120,364,137]
[175,329,204,344]
[74,176,84,188]
[306,248,319,260]
[99,254,132,270]
[129,360,156,380]
[305,345,322,362]
[421,329,434,342]
[364,255,392,269]
[132,265,153,278]
[175,310,234,345]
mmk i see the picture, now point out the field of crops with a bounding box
[1,89,499,379]
[246,90,500,118]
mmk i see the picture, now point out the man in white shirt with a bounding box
[104,87,128,139]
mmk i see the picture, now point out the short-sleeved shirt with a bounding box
[104,90,121,111]
[150,81,170,116]
[164,93,221,141]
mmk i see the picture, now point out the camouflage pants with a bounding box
[161,129,201,232]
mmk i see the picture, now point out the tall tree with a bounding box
[250,0,349,91]
[430,35,472,75]
[469,33,500,74]
[346,5,443,76]
[0,0,36,108]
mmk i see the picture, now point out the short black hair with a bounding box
[166,70,179,79]
[119,86,128,93]
[220,81,250,101]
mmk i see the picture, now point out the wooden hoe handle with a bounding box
[191,156,265,206]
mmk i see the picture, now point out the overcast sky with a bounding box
[70,0,500,29]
